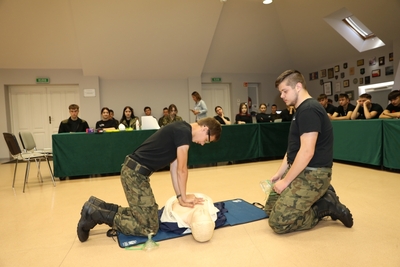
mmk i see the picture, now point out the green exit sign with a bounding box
[36,78,50,83]
[211,77,222,82]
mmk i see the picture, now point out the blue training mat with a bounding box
[116,198,268,248]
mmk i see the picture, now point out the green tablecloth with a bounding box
[382,120,400,169]
[52,120,399,177]
[331,120,382,166]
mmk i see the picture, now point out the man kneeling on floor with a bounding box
[265,70,353,234]
[76,118,222,242]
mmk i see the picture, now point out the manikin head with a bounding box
[189,206,215,242]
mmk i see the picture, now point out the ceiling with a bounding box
[0,0,399,80]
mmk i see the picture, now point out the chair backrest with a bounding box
[3,133,22,156]
[19,131,37,151]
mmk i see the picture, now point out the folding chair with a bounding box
[3,132,56,193]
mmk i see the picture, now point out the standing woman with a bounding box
[191,91,208,121]
[235,102,252,124]
[96,107,119,130]
[120,106,140,129]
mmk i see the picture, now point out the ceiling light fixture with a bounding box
[263,0,273,4]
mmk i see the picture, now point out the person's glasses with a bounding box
[205,130,211,144]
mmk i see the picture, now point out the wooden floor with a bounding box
[1,159,399,267]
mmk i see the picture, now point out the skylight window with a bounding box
[324,7,384,52]
[343,16,375,40]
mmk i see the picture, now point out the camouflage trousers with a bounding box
[267,166,332,234]
[113,164,159,236]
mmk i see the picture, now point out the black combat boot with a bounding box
[77,201,117,242]
[88,196,119,212]
[312,190,353,228]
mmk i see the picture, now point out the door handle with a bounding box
[49,116,51,124]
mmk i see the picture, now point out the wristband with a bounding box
[176,194,182,199]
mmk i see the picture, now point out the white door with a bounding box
[202,83,231,120]
[9,85,79,149]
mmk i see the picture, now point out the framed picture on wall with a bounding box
[372,69,381,77]
[359,77,364,84]
[345,90,354,100]
[357,59,364,66]
[320,69,326,78]
[335,82,341,93]
[365,76,370,84]
[379,56,385,66]
[328,68,334,79]
[334,65,340,72]
[323,81,332,96]
[343,80,349,88]
[389,52,393,61]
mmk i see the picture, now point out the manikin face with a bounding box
[102,110,110,120]
[124,108,132,119]
[278,82,298,107]
[69,109,79,120]
[390,96,400,107]
[338,97,349,107]
[259,105,267,113]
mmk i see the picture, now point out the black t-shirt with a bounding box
[130,121,192,171]
[325,104,337,115]
[356,103,383,119]
[235,114,252,124]
[280,109,294,122]
[336,103,355,117]
[287,98,333,167]
[384,104,400,113]
[95,119,118,129]
[58,117,89,133]
[214,115,230,125]
[256,113,272,123]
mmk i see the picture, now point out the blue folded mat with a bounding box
[116,198,268,248]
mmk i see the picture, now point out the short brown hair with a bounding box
[317,94,328,101]
[191,91,202,101]
[275,70,306,90]
[69,104,79,110]
[197,117,222,142]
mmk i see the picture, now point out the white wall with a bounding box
[0,69,100,159]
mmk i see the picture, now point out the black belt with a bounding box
[124,157,153,176]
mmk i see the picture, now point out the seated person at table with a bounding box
[58,104,89,133]
[158,107,169,127]
[351,93,383,120]
[318,94,337,117]
[269,104,282,122]
[330,93,355,120]
[160,193,220,242]
[109,109,120,126]
[120,106,140,129]
[95,107,119,130]
[160,104,183,127]
[256,103,272,123]
[379,90,400,119]
[235,102,252,124]
[280,105,296,121]
[214,106,231,125]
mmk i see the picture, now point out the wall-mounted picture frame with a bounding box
[334,65,340,72]
[369,57,376,66]
[385,66,394,76]
[371,69,381,77]
[389,52,393,61]
[345,90,354,101]
[343,80,349,88]
[309,72,318,80]
[335,82,341,93]
[365,76,370,84]
[357,59,364,66]
[349,67,355,75]
[359,77,364,84]
[340,72,345,79]
[379,56,385,66]
[323,81,332,96]
[328,68,334,79]
[360,68,365,75]
[320,69,326,78]
[343,62,348,69]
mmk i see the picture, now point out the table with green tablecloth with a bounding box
[52,120,400,177]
